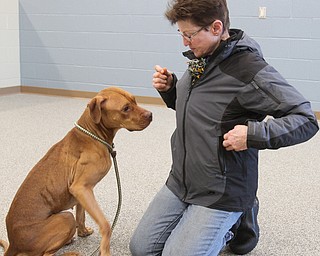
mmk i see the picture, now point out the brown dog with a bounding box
[0,87,152,256]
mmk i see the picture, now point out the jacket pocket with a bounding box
[251,80,281,105]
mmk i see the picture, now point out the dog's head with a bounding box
[87,87,152,131]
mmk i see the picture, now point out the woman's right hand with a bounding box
[153,65,173,92]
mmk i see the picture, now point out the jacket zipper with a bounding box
[251,80,281,104]
[182,84,193,201]
[218,137,227,176]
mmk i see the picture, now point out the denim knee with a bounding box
[129,233,140,256]
[129,231,149,256]
[130,230,164,256]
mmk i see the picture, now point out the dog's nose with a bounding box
[144,111,152,121]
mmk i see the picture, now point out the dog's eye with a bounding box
[123,105,131,112]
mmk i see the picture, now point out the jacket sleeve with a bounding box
[158,73,178,110]
[242,65,319,149]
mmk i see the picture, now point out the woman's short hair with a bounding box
[165,0,230,31]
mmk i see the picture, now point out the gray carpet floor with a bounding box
[0,93,319,256]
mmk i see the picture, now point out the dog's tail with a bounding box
[0,239,9,254]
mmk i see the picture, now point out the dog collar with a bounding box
[74,122,116,157]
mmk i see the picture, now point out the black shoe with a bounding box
[228,198,260,255]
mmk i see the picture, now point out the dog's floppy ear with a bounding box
[87,96,106,123]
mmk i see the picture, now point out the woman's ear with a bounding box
[211,20,224,36]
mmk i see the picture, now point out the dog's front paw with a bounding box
[77,226,94,237]
[100,251,111,256]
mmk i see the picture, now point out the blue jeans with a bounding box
[130,185,242,256]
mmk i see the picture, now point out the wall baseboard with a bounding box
[1,86,319,119]
[21,86,98,99]
[0,86,21,95]
[1,85,166,106]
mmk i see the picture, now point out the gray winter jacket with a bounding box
[159,29,319,212]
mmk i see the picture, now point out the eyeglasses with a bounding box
[177,21,216,42]
[177,26,206,42]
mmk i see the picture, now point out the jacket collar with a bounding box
[182,29,244,63]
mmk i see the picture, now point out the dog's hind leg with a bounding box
[0,239,9,254]
[38,211,77,255]
[11,211,78,256]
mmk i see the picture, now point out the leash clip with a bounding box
[111,150,117,158]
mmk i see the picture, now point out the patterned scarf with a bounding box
[187,57,207,84]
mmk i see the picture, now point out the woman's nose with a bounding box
[182,37,191,46]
